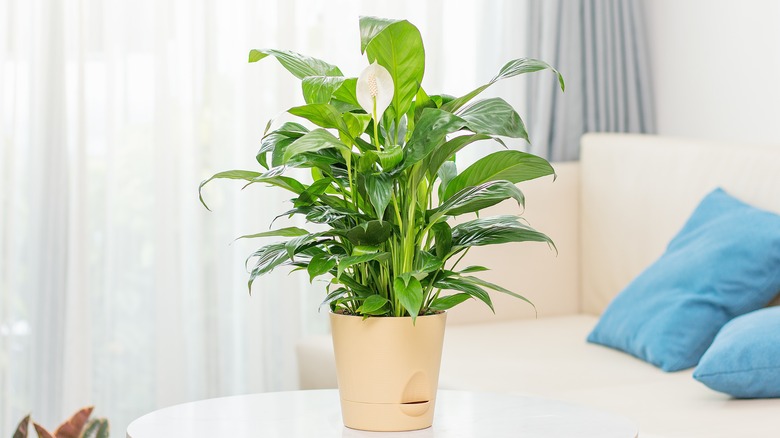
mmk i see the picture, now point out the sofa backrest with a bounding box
[580,133,780,315]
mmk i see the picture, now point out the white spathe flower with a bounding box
[356,62,394,122]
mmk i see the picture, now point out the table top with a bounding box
[126,389,638,438]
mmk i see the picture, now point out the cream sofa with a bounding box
[296,133,780,438]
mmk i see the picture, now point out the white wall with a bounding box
[644,0,780,145]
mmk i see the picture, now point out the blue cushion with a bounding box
[587,188,780,371]
[694,307,780,398]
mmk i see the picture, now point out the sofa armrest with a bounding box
[446,161,581,325]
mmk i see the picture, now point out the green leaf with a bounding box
[301,76,348,104]
[460,265,489,273]
[429,293,471,311]
[199,170,262,211]
[371,145,404,171]
[403,109,467,170]
[364,19,425,124]
[257,122,308,168]
[320,287,349,310]
[394,275,424,320]
[434,277,494,312]
[441,58,564,113]
[248,49,343,79]
[345,220,394,246]
[416,251,443,273]
[431,180,525,221]
[308,253,337,282]
[359,16,397,53]
[437,161,457,201]
[431,222,453,259]
[451,215,555,251]
[331,78,360,109]
[462,275,536,312]
[364,173,393,218]
[356,294,390,315]
[236,227,310,240]
[342,112,372,139]
[288,104,350,135]
[459,97,527,139]
[425,134,492,179]
[283,129,349,163]
[443,150,554,200]
[252,175,307,195]
[337,252,390,278]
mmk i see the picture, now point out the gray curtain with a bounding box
[526,0,655,161]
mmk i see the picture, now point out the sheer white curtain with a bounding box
[0,0,525,434]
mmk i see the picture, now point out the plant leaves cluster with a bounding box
[201,16,564,321]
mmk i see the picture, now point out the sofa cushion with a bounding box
[693,307,780,398]
[587,188,780,371]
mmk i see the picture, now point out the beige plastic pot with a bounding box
[329,311,447,432]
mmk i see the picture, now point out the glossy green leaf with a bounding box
[451,215,555,251]
[425,134,492,179]
[416,251,443,273]
[364,173,393,218]
[283,129,349,163]
[345,220,394,246]
[301,76,348,104]
[356,294,390,315]
[372,145,404,170]
[308,253,337,282]
[236,227,310,240]
[462,275,536,312]
[257,122,308,168]
[460,265,489,273]
[431,181,525,221]
[320,287,349,310]
[288,104,350,135]
[429,293,471,311]
[199,170,262,210]
[431,222,453,259]
[248,49,343,79]
[364,19,425,124]
[437,161,457,201]
[443,150,554,200]
[434,278,494,313]
[359,16,397,53]
[394,275,424,320]
[403,109,467,170]
[331,78,360,109]
[459,97,527,139]
[343,112,372,139]
[441,58,564,113]
[293,177,333,208]
[337,252,390,278]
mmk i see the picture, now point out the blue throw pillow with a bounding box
[693,307,780,398]
[587,188,780,371]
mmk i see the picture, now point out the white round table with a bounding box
[126,389,638,437]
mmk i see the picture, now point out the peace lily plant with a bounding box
[200,16,564,322]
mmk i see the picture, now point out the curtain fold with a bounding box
[526,0,655,161]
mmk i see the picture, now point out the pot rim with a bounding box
[329,310,446,319]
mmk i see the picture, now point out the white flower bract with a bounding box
[356,62,394,122]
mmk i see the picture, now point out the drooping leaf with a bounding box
[460,265,490,273]
[293,177,333,208]
[248,49,343,79]
[434,277,494,313]
[441,58,563,113]
[345,220,394,246]
[257,122,308,168]
[199,170,261,211]
[430,180,525,222]
[320,287,349,310]
[301,76,348,104]
[459,97,527,139]
[363,18,425,125]
[364,173,393,218]
[236,227,310,241]
[356,294,390,315]
[461,275,536,312]
[451,215,555,250]
[283,129,350,163]
[394,274,424,320]
[443,150,554,200]
[428,293,471,311]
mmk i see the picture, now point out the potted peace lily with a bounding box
[200,16,563,432]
